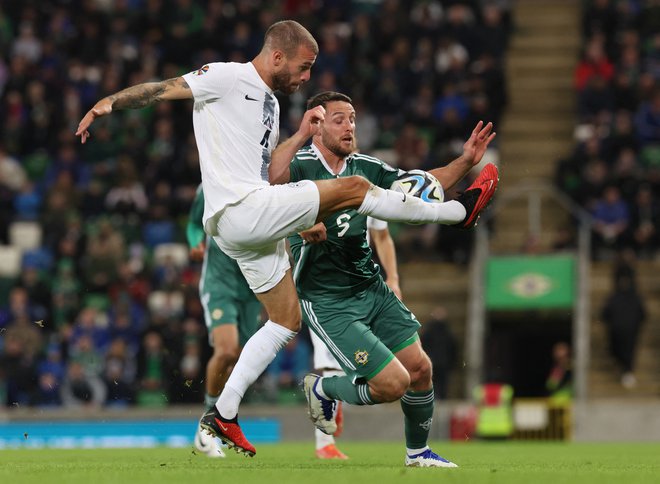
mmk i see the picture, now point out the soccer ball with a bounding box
[391,169,444,203]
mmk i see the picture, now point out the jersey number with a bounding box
[336,213,351,237]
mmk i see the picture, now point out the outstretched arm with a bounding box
[428,120,496,190]
[75,77,192,143]
[269,105,325,185]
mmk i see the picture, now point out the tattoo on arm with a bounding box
[109,78,190,110]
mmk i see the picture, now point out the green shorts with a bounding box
[300,277,420,382]
[200,239,262,346]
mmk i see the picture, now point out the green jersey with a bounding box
[288,145,402,299]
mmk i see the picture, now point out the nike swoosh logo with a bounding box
[245,94,259,101]
[402,193,407,202]
[215,418,229,432]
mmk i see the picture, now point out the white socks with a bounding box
[357,185,466,224]
[315,428,335,449]
[216,320,296,419]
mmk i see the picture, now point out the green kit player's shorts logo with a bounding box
[354,350,369,366]
[212,309,224,320]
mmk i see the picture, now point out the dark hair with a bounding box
[306,91,353,110]
[264,20,318,58]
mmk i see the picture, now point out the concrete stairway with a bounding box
[588,260,660,398]
[399,262,468,398]
[493,0,581,252]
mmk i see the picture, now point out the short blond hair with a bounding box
[263,20,318,58]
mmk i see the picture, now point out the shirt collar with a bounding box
[310,143,349,175]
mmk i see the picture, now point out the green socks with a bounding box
[400,388,435,449]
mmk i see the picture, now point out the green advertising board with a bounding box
[486,255,575,310]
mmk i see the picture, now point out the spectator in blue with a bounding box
[592,185,631,256]
[34,342,65,407]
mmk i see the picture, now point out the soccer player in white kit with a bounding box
[76,20,498,456]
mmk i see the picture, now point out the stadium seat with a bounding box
[0,245,22,277]
[9,221,43,251]
[153,243,189,268]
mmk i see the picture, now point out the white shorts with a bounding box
[212,180,319,293]
[310,328,342,371]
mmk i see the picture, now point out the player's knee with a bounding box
[213,343,240,366]
[409,354,433,389]
[375,370,410,402]
[343,175,370,195]
[270,305,302,332]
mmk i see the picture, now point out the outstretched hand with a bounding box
[75,98,113,144]
[462,121,496,167]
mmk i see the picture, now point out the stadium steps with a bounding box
[588,260,660,398]
[494,0,580,255]
[399,262,468,398]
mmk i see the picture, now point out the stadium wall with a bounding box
[2,401,660,448]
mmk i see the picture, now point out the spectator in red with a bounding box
[575,38,615,91]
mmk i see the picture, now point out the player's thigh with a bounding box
[309,327,342,371]
[215,181,319,249]
[216,238,290,294]
[369,278,421,353]
[301,297,394,382]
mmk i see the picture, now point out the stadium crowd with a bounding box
[555,0,660,260]
[0,0,511,409]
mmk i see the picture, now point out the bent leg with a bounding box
[314,176,466,225]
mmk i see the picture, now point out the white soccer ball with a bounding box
[391,169,444,203]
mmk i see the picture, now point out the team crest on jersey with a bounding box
[354,349,369,365]
[212,309,223,320]
[193,65,209,76]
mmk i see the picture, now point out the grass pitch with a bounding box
[2,442,659,484]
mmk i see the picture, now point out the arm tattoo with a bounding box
[109,77,190,110]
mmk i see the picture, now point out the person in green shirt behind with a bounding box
[187,184,262,458]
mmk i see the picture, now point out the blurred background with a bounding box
[0,0,659,446]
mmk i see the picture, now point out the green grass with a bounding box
[2,442,659,484]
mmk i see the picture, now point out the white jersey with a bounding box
[183,62,280,235]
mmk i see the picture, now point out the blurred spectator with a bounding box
[545,342,573,404]
[60,360,107,408]
[600,260,646,389]
[103,338,135,407]
[34,342,65,407]
[420,306,457,400]
[591,185,630,257]
[136,331,174,407]
[629,185,659,257]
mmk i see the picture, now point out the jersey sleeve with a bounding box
[186,185,206,248]
[182,62,237,103]
[370,158,404,189]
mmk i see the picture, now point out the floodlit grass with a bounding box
[2,442,659,484]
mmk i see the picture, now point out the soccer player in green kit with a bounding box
[282,91,498,467]
[187,184,262,458]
